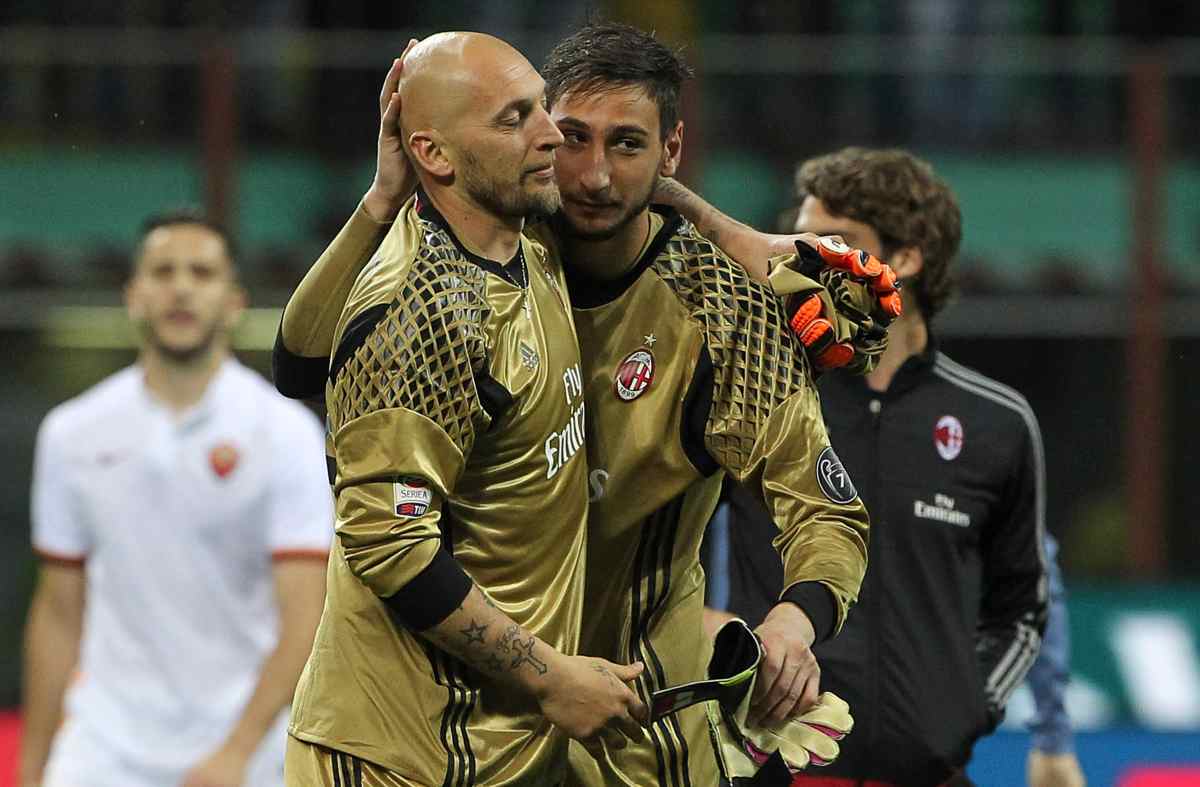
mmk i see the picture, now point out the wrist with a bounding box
[765,601,816,646]
[362,183,403,223]
[525,642,566,701]
[218,727,261,762]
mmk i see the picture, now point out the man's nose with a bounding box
[580,146,612,193]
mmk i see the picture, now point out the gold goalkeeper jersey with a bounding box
[535,209,870,787]
[289,192,588,786]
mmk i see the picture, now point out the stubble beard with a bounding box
[557,177,655,242]
[461,150,563,221]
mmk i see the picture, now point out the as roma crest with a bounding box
[209,441,240,479]
[614,349,655,402]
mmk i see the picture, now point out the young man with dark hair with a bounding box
[274,23,874,787]
[20,212,333,787]
[663,147,1058,787]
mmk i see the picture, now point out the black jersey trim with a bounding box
[630,495,694,787]
[383,548,473,631]
[446,658,478,787]
[415,188,528,288]
[272,328,329,400]
[681,346,720,477]
[474,369,515,424]
[779,581,837,643]
[561,206,685,308]
[423,643,478,787]
[328,303,391,384]
[631,506,672,787]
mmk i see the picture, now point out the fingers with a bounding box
[760,662,804,728]
[378,57,403,117]
[613,706,648,740]
[380,90,401,136]
[608,660,645,683]
[797,668,820,714]
[622,684,650,726]
[748,646,787,726]
[599,725,629,752]
[752,647,821,728]
[377,39,418,117]
[579,734,605,760]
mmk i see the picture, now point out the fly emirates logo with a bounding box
[545,363,585,479]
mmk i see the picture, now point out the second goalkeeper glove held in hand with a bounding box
[657,619,853,781]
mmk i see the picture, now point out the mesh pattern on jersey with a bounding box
[330,221,490,457]
[652,220,812,472]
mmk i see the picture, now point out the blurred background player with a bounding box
[18,211,333,787]
[1025,534,1085,787]
[663,147,1055,786]
[275,24,873,786]
[279,33,648,787]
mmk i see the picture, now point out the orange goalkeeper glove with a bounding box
[770,237,902,375]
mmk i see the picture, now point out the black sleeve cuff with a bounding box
[272,329,331,400]
[779,581,837,643]
[383,548,473,631]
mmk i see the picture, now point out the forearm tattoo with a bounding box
[438,610,549,677]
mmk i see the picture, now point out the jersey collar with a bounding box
[561,205,684,309]
[413,188,527,289]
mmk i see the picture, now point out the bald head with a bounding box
[400,32,539,137]
[397,32,563,225]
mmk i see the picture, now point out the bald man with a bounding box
[281,34,647,787]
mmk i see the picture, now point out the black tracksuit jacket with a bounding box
[718,343,1049,786]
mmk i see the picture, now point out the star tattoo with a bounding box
[460,620,487,646]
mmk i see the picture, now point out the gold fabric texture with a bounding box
[559,212,870,787]
[289,195,589,787]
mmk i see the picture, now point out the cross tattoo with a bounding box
[510,636,548,675]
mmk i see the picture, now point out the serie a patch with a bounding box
[393,476,432,518]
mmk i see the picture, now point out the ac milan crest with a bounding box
[934,415,964,461]
[614,349,655,402]
[209,442,240,479]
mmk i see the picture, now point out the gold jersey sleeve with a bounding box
[564,209,868,787]
[290,193,590,786]
[326,206,489,596]
[279,201,392,360]
[645,218,869,630]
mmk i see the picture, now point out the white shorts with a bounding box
[43,715,287,787]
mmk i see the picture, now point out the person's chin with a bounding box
[525,184,562,217]
[151,330,215,362]
[560,208,628,240]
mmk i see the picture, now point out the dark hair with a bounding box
[136,208,237,267]
[542,22,694,140]
[796,148,962,319]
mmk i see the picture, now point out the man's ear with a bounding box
[408,130,454,179]
[222,284,248,332]
[124,278,144,322]
[888,246,924,279]
[659,121,684,177]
